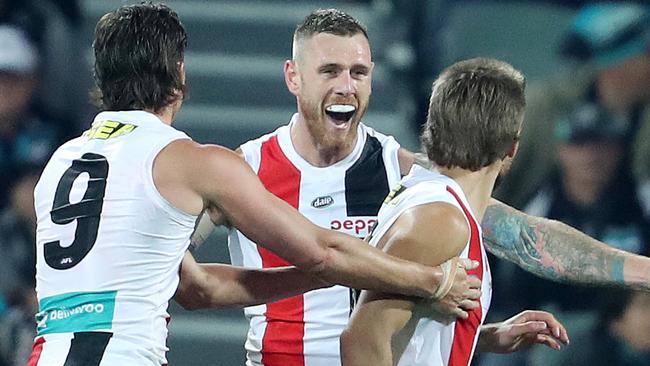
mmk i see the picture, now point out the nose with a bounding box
[334,70,356,96]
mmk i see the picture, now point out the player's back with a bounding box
[369,165,492,366]
[31,110,197,366]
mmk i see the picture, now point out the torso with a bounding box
[228,114,402,366]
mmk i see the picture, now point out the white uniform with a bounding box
[29,111,196,366]
[368,164,492,366]
[228,114,402,366]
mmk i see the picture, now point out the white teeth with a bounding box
[326,104,356,113]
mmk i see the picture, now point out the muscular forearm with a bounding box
[176,261,328,310]
[315,229,443,298]
[482,199,650,290]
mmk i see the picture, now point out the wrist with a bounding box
[622,254,650,291]
[476,323,494,352]
[428,265,444,299]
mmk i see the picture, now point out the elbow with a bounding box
[175,275,224,311]
[299,241,335,282]
[339,327,357,363]
[340,325,385,366]
[177,290,234,311]
[340,327,355,351]
[175,293,203,311]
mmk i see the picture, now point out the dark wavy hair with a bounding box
[421,58,526,171]
[91,3,187,112]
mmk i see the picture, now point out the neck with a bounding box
[290,114,357,167]
[146,103,177,126]
[436,163,502,220]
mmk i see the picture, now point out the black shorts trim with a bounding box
[63,331,113,366]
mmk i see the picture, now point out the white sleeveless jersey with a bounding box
[368,164,492,366]
[30,111,197,366]
[228,114,402,366]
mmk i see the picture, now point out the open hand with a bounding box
[478,310,570,353]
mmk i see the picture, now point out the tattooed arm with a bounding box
[482,199,650,290]
[405,151,650,289]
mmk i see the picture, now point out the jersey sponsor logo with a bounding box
[36,291,117,335]
[311,195,334,209]
[85,120,137,140]
[330,217,377,236]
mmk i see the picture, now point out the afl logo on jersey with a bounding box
[311,195,334,209]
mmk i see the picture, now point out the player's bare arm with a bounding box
[155,139,458,298]
[175,149,480,318]
[402,149,650,290]
[341,203,472,366]
[174,252,328,309]
[482,199,650,290]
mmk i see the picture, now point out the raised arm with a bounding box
[482,199,650,290]
[174,252,328,310]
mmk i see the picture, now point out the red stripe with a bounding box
[446,186,484,366]
[257,136,305,366]
[27,337,45,366]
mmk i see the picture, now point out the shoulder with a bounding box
[157,139,250,184]
[397,149,420,176]
[382,201,469,265]
[401,202,469,244]
[362,124,400,149]
[235,127,286,163]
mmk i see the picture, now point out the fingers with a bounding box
[467,276,482,290]
[466,288,481,300]
[459,299,480,311]
[513,310,570,345]
[454,308,469,320]
[535,333,563,350]
[458,258,480,271]
[508,321,548,337]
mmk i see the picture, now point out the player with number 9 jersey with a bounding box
[30,110,196,366]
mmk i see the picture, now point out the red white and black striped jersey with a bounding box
[369,164,492,366]
[228,114,402,366]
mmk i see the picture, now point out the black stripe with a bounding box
[63,331,113,366]
[345,134,390,216]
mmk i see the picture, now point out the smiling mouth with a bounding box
[325,104,356,124]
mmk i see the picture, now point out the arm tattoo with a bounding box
[481,200,649,289]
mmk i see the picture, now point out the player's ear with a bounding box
[284,59,300,96]
[179,61,186,84]
[506,139,519,158]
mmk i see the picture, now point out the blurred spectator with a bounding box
[480,100,650,366]
[0,289,37,366]
[540,289,650,366]
[0,166,40,300]
[0,166,40,366]
[1,0,90,130]
[525,102,648,256]
[515,101,649,309]
[0,23,71,208]
[496,3,650,211]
